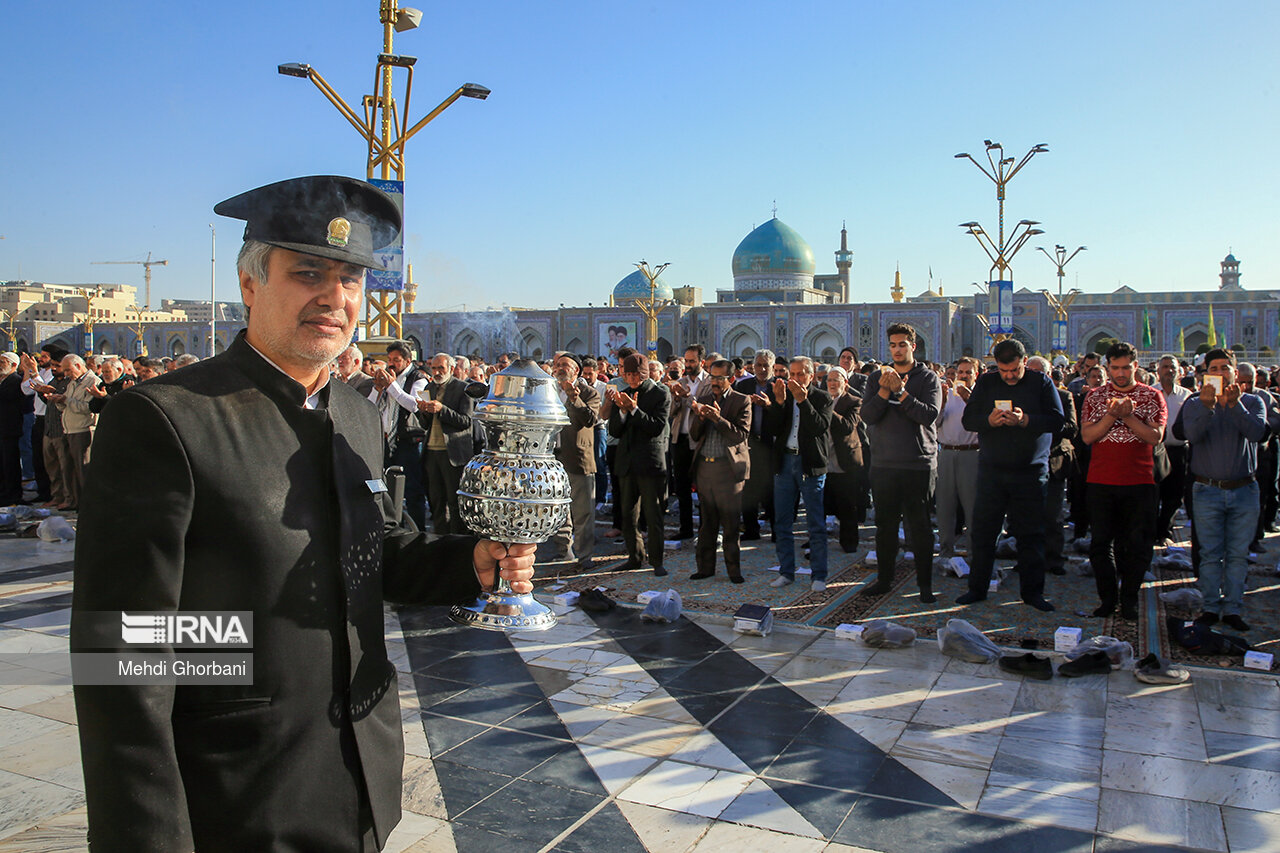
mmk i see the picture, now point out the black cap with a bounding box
[214,175,401,270]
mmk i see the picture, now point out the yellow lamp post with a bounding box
[77,287,103,355]
[127,305,149,357]
[632,261,672,361]
[277,0,489,339]
[955,140,1048,350]
[1037,244,1086,355]
[0,310,17,350]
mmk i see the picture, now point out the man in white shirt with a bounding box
[935,356,981,560]
[369,340,429,528]
[668,344,707,539]
[1156,353,1193,544]
[19,349,56,504]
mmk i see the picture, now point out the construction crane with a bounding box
[91,251,168,310]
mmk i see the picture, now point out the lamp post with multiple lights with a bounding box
[1037,244,1086,355]
[955,141,1048,350]
[631,261,673,361]
[278,0,489,340]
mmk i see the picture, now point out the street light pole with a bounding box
[1037,244,1086,356]
[209,224,216,356]
[632,261,672,361]
[955,140,1048,351]
[278,1,489,339]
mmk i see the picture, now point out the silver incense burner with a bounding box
[450,359,571,631]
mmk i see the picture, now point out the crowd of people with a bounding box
[347,327,1274,632]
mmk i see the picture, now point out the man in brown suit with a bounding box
[551,352,601,568]
[689,359,752,582]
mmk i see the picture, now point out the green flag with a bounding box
[1176,326,1185,353]
[1142,306,1153,348]
[1207,304,1218,346]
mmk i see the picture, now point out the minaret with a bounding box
[1220,252,1241,290]
[834,222,853,301]
[891,264,904,303]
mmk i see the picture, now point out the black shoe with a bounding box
[1059,650,1112,678]
[653,565,668,577]
[861,581,892,597]
[1223,614,1251,631]
[1194,611,1220,626]
[619,559,643,572]
[729,574,745,584]
[955,590,987,605]
[919,589,936,604]
[1092,602,1116,618]
[1266,523,1279,534]
[1047,565,1067,576]
[689,571,715,580]
[741,531,761,541]
[675,529,695,540]
[1024,597,1056,612]
[1250,540,1265,553]
[1120,604,1139,621]
[998,653,1053,680]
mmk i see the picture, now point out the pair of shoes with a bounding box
[1024,597,1056,612]
[1120,604,1139,621]
[1223,614,1251,632]
[769,575,793,588]
[1194,611,1220,626]
[1134,652,1190,684]
[811,580,827,592]
[999,653,1053,680]
[689,571,715,580]
[1092,603,1115,618]
[729,574,745,584]
[653,565,668,577]
[955,590,987,605]
[1059,650,1112,677]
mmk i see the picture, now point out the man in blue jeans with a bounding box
[1178,348,1267,631]
[764,356,832,591]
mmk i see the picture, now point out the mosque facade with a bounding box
[403,220,1273,366]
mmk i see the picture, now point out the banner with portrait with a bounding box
[598,321,637,363]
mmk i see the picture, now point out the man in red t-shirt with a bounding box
[1081,341,1167,619]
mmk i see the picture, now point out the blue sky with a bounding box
[2,1,1277,309]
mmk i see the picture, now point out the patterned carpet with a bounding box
[538,504,1278,674]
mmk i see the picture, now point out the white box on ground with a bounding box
[835,623,864,640]
[1054,626,1083,652]
[552,591,580,606]
[948,557,970,577]
[637,590,662,605]
[865,551,877,566]
[1244,651,1274,671]
[989,577,1000,592]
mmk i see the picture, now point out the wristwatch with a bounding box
[891,389,906,401]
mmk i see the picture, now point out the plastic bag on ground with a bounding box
[37,517,76,542]
[7,505,51,521]
[1158,588,1204,610]
[1153,549,1193,572]
[640,589,682,623]
[1064,635,1133,669]
[861,620,917,648]
[937,618,1001,663]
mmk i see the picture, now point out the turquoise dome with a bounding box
[613,269,673,301]
[732,218,816,277]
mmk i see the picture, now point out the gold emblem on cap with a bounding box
[327,217,351,248]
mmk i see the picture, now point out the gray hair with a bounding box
[1158,353,1177,366]
[174,354,200,368]
[342,344,362,363]
[236,240,274,284]
[827,365,849,381]
[1027,356,1051,373]
[106,358,123,371]
[789,356,814,374]
[1238,362,1257,378]
[62,354,85,370]
[754,348,776,364]
[431,352,455,368]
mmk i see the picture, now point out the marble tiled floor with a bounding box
[2,550,1280,851]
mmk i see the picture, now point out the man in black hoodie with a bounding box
[860,324,942,602]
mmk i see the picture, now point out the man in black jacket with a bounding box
[70,176,535,853]
[605,352,671,576]
[734,348,776,540]
[764,356,833,591]
[416,352,474,534]
[957,339,1064,611]
[1028,357,1078,575]
[0,353,27,505]
[860,323,942,602]
[371,339,428,528]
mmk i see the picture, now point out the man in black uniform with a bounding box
[70,176,535,852]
